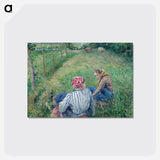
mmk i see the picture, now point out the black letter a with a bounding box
[4,5,12,13]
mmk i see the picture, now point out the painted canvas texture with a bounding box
[27,43,133,118]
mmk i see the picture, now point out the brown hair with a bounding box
[94,68,103,74]
[94,68,108,83]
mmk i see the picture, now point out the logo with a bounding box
[4,5,12,13]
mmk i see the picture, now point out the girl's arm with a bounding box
[93,78,106,96]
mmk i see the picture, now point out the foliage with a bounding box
[86,43,133,58]
[28,43,36,51]
[65,43,75,50]
[109,43,133,57]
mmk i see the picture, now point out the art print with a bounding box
[27,43,133,118]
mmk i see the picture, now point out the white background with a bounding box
[0,0,160,160]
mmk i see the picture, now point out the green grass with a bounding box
[28,49,133,118]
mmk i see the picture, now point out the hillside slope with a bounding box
[29,50,133,118]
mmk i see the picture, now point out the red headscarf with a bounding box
[72,77,85,89]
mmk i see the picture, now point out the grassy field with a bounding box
[28,49,133,118]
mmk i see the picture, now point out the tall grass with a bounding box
[28,50,133,118]
[27,50,79,110]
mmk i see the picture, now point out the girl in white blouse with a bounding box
[51,77,95,118]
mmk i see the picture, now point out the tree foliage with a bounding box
[66,43,74,49]
[28,43,36,51]
[87,43,133,57]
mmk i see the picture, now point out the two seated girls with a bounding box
[51,68,114,118]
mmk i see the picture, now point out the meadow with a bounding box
[28,47,133,118]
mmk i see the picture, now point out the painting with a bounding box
[27,43,133,118]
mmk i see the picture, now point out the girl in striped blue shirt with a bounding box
[52,77,95,118]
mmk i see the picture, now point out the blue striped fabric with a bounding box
[59,88,95,115]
